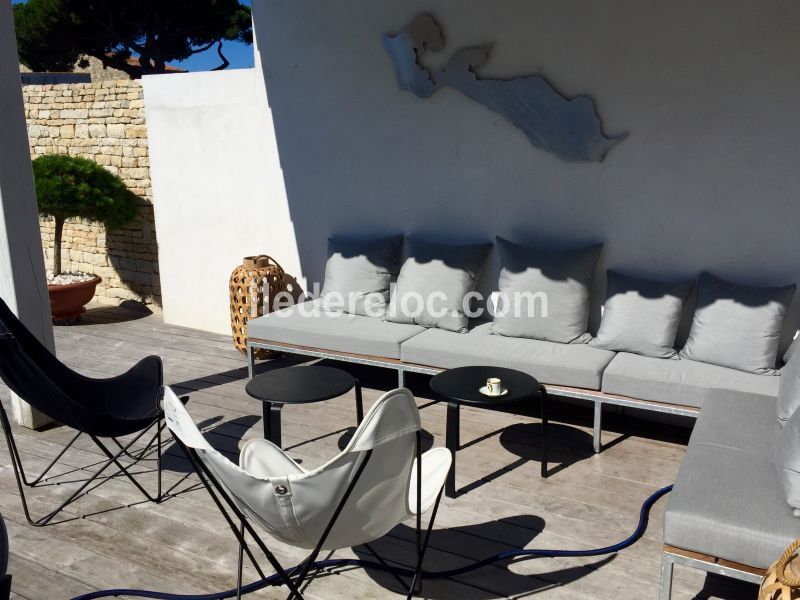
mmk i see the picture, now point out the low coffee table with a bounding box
[430,366,548,498]
[245,365,363,448]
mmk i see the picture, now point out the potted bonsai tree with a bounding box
[32,155,137,321]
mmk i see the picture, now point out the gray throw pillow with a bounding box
[777,404,800,516]
[319,235,403,317]
[490,237,603,343]
[386,238,491,333]
[779,352,800,427]
[590,271,693,358]
[679,272,796,374]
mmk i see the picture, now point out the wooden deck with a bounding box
[0,305,758,599]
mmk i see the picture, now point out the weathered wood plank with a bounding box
[0,310,757,599]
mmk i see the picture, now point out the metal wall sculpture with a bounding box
[383,14,626,162]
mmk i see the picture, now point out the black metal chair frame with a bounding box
[172,429,444,600]
[0,402,163,527]
[0,507,9,600]
[0,298,165,527]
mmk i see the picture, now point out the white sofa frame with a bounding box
[659,545,764,599]
[247,338,700,453]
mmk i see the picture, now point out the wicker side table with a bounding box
[760,539,800,600]
[229,255,285,359]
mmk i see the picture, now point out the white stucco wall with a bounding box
[146,0,800,349]
[143,68,303,334]
[250,0,800,348]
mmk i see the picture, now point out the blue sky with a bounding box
[173,0,255,71]
[173,36,254,72]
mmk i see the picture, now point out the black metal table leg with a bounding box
[262,402,270,439]
[540,386,549,478]
[445,401,460,498]
[354,378,364,424]
[263,402,284,447]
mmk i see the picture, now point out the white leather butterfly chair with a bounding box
[164,385,451,600]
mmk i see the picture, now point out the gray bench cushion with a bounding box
[400,322,616,389]
[687,389,778,458]
[601,352,780,408]
[247,303,425,359]
[664,393,800,568]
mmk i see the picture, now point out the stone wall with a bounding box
[23,80,161,310]
[74,56,130,82]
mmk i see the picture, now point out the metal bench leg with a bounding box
[593,401,603,453]
[247,344,255,379]
[659,552,675,600]
[539,386,549,478]
[397,368,405,388]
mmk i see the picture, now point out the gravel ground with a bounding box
[46,271,96,285]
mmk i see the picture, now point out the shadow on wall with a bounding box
[250,1,800,349]
[105,198,162,309]
[41,196,162,310]
[280,273,307,304]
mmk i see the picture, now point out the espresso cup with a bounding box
[486,377,502,396]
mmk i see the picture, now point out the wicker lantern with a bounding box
[229,255,285,359]
[760,539,800,600]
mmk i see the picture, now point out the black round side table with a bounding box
[245,365,363,448]
[430,365,548,498]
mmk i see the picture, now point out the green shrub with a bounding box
[32,154,138,275]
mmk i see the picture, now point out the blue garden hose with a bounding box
[71,485,672,600]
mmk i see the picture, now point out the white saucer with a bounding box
[479,386,508,397]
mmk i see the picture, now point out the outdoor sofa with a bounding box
[245,234,800,592]
[249,305,785,451]
[659,357,800,597]
[247,237,793,452]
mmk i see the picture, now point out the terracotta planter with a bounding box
[47,276,102,322]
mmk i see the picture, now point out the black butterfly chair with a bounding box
[0,298,164,527]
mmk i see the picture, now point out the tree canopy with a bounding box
[33,155,138,274]
[14,0,252,77]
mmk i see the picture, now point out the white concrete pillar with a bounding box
[0,1,56,429]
